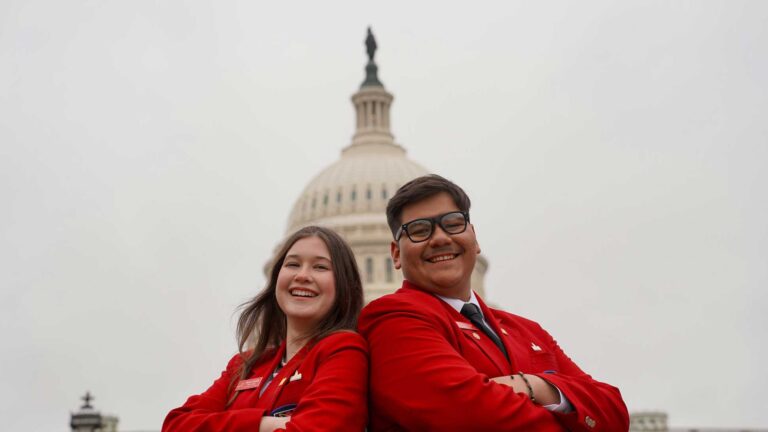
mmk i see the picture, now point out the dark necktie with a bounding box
[460,303,509,360]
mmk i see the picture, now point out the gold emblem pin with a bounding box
[585,416,596,428]
[278,377,287,386]
[501,329,509,336]
[531,343,542,351]
[472,332,481,340]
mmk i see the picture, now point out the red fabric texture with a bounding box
[162,331,368,432]
[358,281,629,431]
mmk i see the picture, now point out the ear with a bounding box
[470,224,481,255]
[390,240,402,269]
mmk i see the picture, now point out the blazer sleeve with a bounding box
[281,332,368,432]
[162,354,268,432]
[524,320,629,432]
[360,300,564,432]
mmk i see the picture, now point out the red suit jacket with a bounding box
[163,331,368,432]
[358,281,629,431]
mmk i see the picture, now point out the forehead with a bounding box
[401,192,460,222]
[285,236,331,259]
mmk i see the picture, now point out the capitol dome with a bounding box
[280,29,486,301]
[287,140,428,232]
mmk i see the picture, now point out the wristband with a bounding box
[516,371,535,402]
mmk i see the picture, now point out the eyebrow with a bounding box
[404,209,462,221]
[285,254,331,261]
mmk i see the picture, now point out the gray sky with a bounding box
[1,1,766,430]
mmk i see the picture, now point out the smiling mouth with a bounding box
[289,288,318,298]
[427,253,458,263]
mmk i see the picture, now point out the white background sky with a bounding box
[1,1,766,430]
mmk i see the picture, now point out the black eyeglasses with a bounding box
[395,211,470,243]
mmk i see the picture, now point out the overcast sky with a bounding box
[1,1,766,430]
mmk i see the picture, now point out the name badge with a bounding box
[456,321,474,330]
[235,377,262,391]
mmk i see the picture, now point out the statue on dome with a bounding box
[362,27,383,87]
[366,27,377,61]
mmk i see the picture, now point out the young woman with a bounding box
[163,226,367,432]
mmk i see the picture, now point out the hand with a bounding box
[491,374,560,406]
[259,415,290,432]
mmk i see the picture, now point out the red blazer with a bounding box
[358,282,629,432]
[162,331,368,432]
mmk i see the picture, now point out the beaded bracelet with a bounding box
[516,371,535,402]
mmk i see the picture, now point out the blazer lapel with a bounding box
[446,302,509,375]
[257,342,308,410]
[476,295,517,373]
[251,343,287,399]
[401,284,512,375]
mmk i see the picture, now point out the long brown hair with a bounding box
[234,225,363,383]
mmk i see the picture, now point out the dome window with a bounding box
[365,257,374,283]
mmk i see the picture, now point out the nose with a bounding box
[294,265,312,282]
[428,223,453,246]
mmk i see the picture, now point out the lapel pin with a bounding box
[501,329,509,335]
[289,371,302,382]
[472,332,481,340]
[531,343,542,351]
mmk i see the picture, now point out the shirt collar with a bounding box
[436,291,482,318]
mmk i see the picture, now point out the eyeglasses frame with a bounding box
[394,211,470,243]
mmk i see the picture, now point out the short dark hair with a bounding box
[234,226,363,386]
[386,174,471,237]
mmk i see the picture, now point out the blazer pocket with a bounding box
[530,352,558,373]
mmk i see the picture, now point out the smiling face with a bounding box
[275,236,337,334]
[391,192,480,300]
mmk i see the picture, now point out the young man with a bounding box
[358,174,629,431]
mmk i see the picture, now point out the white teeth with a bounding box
[290,289,317,297]
[429,254,455,263]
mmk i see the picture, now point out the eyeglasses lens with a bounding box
[407,220,433,241]
[441,212,467,233]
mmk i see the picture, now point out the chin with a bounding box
[288,311,319,321]
[431,274,465,287]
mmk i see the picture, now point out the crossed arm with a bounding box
[361,304,628,431]
[163,333,368,432]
